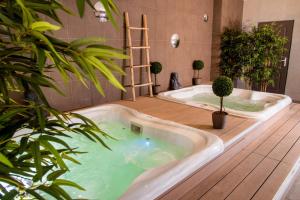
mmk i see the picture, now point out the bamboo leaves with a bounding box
[31,141,43,180]
[40,139,68,170]
[53,179,85,191]
[70,37,106,49]
[0,153,13,168]
[100,0,120,28]
[16,0,33,27]
[30,21,61,32]
[76,0,86,18]
[47,170,67,181]
[0,0,124,198]
[220,25,287,91]
[86,56,125,91]
[1,189,18,200]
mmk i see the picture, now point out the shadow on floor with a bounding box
[185,124,214,130]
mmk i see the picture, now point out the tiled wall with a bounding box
[45,0,214,111]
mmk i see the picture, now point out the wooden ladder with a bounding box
[124,12,153,101]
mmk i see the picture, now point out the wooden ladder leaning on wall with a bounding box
[124,12,153,101]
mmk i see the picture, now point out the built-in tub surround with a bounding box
[158,85,292,120]
[61,104,224,200]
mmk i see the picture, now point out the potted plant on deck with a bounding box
[192,60,204,85]
[212,76,233,129]
[150,61,163,95]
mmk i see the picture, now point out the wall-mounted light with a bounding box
[170,33,180,48]
[203,14,209,22]
[94,2,108,22]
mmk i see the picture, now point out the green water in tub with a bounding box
[190,93,266,112]
[46,121,188,200]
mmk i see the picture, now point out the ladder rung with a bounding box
[124,64,151,68]
[128,27,149,30]
[124,83,153,88]
[128,46,150,49]
[135,83,153,87]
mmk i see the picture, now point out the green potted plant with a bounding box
[212,76,233,129]
[219,28,244,82]
[192,60,204,85]
[150,61,163,95]
[220,25,287,91]
[247,25,287,92]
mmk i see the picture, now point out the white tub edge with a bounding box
[157,85,292,120]
[74,104,224,200]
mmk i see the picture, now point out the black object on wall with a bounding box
[169,72,182,90]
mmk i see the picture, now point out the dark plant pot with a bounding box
[212,111,228,129]
[192,78,202,85]
[152,85,160,95]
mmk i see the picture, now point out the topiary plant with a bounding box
[212,76,233,129]
[193,60,204,78]
[212,76,233,112]
[150,62,162,86]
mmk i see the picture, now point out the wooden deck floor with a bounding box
[116,97,300,200]
[117,97,257,144]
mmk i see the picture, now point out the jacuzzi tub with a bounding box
[61,104,224,200]
[158,85,292,120]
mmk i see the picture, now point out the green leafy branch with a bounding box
[0,0,127,199]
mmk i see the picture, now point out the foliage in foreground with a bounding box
[0,0,126,199]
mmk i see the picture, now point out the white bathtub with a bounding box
[158,85,292,120]
[73,104,224,200]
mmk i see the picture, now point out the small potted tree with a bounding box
[192,60,204,85]
[150,61,163,95]
[212,76,233,129]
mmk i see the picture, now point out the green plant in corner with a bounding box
[247,25,287,92]
[212,76,233,129]
[219,27,245,81]
[0,0,127,199]
[192,60,204,85]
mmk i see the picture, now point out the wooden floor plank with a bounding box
[225,157,279,200]
[243,104,300,153]
[199,153,264,200]
[268,122,300,161]
[251,161,293,200]
[180,149,253,200]
[282,139,300,165]
[254,111,300,156]
[220,119,255,144]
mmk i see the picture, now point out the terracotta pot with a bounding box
[152,85,160,95]
[212,111,228,129]
[192,78,202,85]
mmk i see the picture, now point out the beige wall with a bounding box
[243,0,300,101]
[210,0,244,80]
[44,0,214,111]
